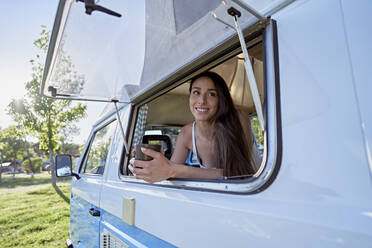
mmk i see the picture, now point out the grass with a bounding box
[0,183,71,248]
[0,172,70,189]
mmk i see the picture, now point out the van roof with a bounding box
[41,0,293,103]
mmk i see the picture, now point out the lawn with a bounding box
[0,183,71,248]
[0,172,70,189]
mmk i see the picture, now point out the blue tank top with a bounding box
[185,122,206,168]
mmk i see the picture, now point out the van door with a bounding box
[70,118,117,247]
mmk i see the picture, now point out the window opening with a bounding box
[84,120,117,175]
[250,115,264,147]
[125,38,265,180]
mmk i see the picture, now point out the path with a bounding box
[0,181,70,194]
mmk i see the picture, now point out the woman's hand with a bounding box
[129,147,175,184]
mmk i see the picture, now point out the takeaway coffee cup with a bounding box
[135,143,161,161]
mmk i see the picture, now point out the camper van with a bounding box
[42,0,372,247]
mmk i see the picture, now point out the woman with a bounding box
[129,71,256,183]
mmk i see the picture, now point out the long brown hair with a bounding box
[189,71,255,177]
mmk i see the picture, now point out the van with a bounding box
[42,0,372,247]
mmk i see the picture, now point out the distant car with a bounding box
[7,169,22,175]
[42,161,51,171]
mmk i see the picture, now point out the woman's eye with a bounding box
[209,92,217,97]
[192,91,200,95]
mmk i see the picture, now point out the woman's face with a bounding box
[189,76,218,122]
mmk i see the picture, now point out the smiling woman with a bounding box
[190,72,256,176]
[129,71,257,183]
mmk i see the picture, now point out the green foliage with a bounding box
[78,144,85,154]
[7,26,87,156]
[251,116,264,145]
[0,125,28,161]
[85,135,111,173]
[22,157,43,174]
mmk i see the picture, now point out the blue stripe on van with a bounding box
[100,209,177,248]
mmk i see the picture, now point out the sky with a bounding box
[0,0,104,145]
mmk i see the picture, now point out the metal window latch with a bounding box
[112,99,130,156]
[211,2,266,131]
[76,0,122,18]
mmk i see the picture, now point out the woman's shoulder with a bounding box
[179,123,193,137]
[177,123,193,148]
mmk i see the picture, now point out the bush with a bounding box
[22,157,43,174]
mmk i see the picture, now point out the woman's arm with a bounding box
[170,125,190,164]
[129,148,223,183]
[128,124,223,183]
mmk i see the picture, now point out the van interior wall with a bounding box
[145,53,264,127]
[146,94,193,126]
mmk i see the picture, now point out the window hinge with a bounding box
[212,1,266,131]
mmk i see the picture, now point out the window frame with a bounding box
[119,19,282,194]
[79,116,117,176]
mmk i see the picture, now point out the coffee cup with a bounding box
[135,143,161,161]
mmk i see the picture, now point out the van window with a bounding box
[125,40,264,176]
[84,120,117,175]
[121,21,280,193]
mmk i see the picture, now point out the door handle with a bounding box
[89,208,100,217]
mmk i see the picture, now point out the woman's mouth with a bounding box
[195,107,209,113]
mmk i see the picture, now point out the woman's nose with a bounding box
[199,94,207,104]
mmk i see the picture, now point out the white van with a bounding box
[43,0,372,247]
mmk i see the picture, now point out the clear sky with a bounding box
[0,0,103,144]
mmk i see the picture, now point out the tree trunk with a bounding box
[50,148,56,186]
[24,138,33,171]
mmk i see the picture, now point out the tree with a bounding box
[251,116,264,145]
[59,124,80,154]
[0,125,29,182]
[22,157,43,174]
[0,126,27,160]
[8,26,87,186]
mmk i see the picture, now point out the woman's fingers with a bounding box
[128,152,172,183]
[141,147,162,159]
[129,157,147,168]
[128,163,154,183]
[129,160,150,175]
[134,174,153,184]
[128,164,136,175]
[133,159,149,169]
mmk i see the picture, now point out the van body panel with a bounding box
[340,0,372,178]
[99,188,177,247]
[70,175,103,247]
[272,0,372,204]
[43,0,372,247]
[70,113,122,247]
[99,209,176,247]
[100,179,372,247]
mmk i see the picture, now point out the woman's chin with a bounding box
[194,115,212,122]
